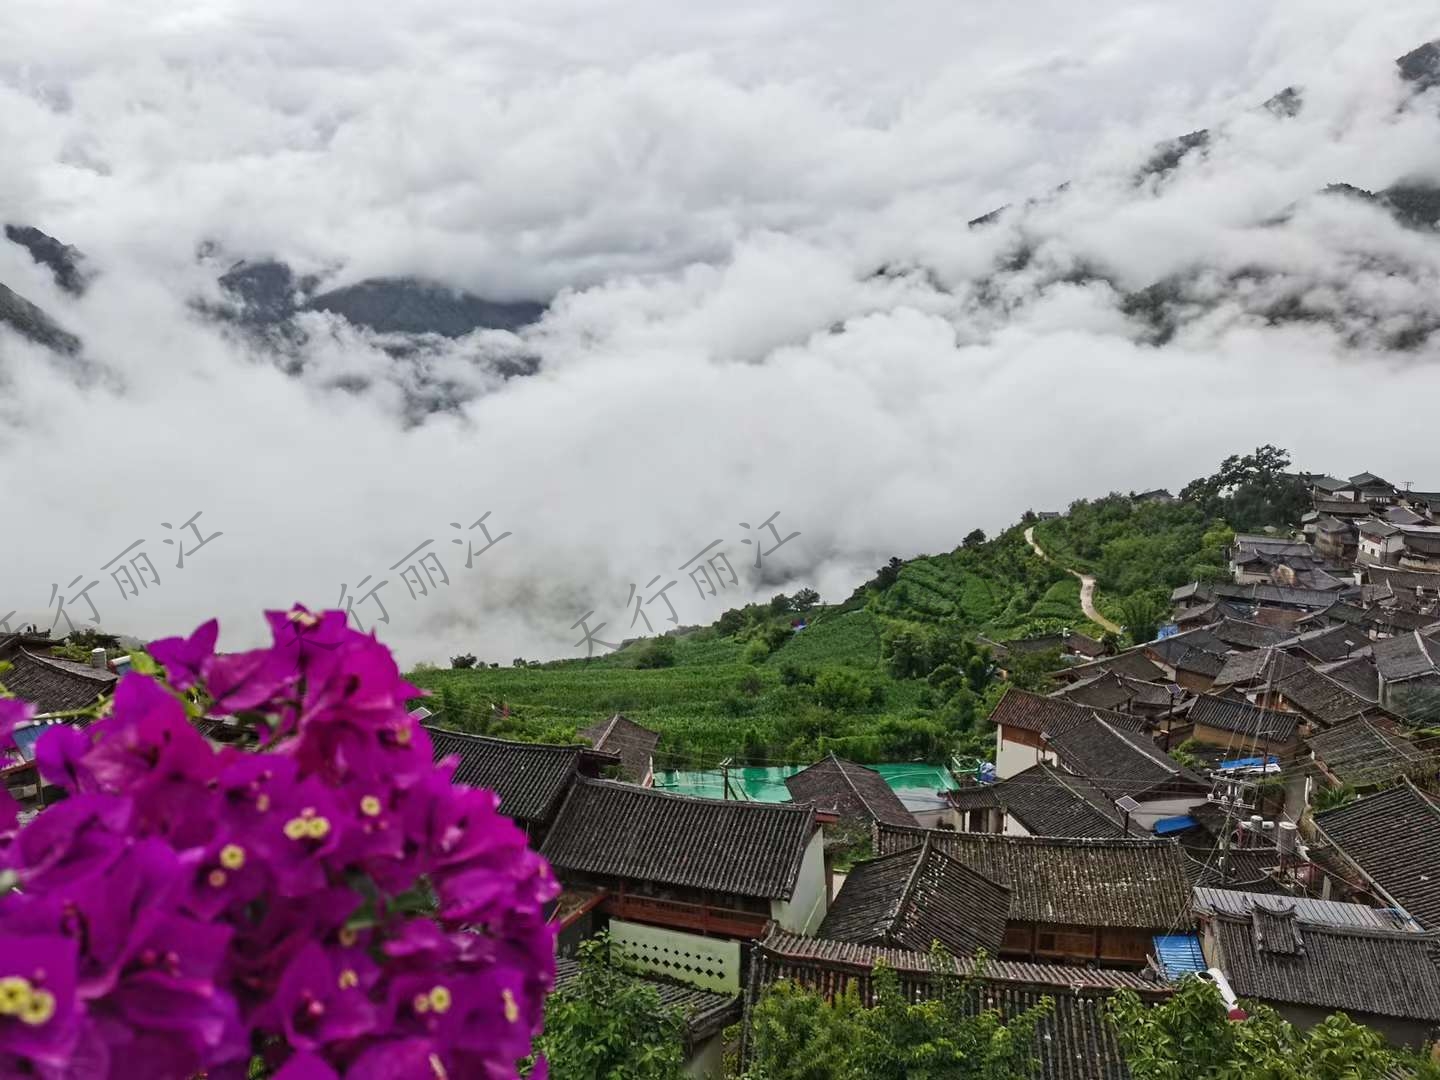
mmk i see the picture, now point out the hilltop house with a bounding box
[1047,716,1211,832]
[426,726,619,844]
[987,688,1147,779]
[873,822,1193,967]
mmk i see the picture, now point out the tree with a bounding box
[717,609,747,636]
[634,636,677,669]
[1108,976,1406,1080]
[450,653,478,669]
[792,588,821,612]
[1311,782,1357,814]
[769,593,795,616]
[873,556,904,590]
[1116,591,1169,644]
[536,935,686,1080]
[962,528,987,549]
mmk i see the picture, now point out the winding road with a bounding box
[1024,526,1123,635]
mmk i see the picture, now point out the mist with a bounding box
[2,0,1439,665]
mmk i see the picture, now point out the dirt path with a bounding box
[1024,526,1123,635]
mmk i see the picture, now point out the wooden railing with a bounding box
[604,890,770,939]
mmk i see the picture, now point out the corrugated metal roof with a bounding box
[1193,887,1424,932]
[1153,933,1207,979]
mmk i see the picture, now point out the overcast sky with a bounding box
[1,0,1438,665]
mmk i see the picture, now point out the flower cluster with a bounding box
[0,608,557,1078]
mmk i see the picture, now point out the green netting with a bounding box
[652,762,958,814]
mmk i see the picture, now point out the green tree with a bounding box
[962,528,987,549]
[717,609,747,636]
[1108,976,1403,1080]
[634,636,677,669]
[449,653,478,669]
[792,588,821,612]
[535,935,687,1080]
[1116,591,1169,644]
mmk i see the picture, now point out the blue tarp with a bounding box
[1153,815,1197,835]
[1217,755,1279,772]
[1153,934,1207,981]
[1156,624,1180,640]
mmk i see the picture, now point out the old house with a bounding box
[1312,515,1358,562]
[1335,472,1399,506]
[541,778,827,949]
[1304,716,1429,797]
[1373,627,1440,710]
[747,929,1168,1080]
[1197,901,1440,1049]
[1175,695,1301,759]
[818,834,1011,955]
[1400,529,1440,573]
[0,634,117,715]
[1277,623,1371,664]
[578,713,660,786]
[986,688,1147,779]
[947,762,1126,838]
[1047,716,1210,832]
[427,726,619,843]
[783,753,917,831]
[1358,519,1406,566]
[873,822,1193,967]
[1052,671,1179,718]
[1311,781,1440,928]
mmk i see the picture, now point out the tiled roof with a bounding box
[577,713,659,783]
[874,823,1192,930]
[752,931,1162,1080]
[1172,646,1226,678]
[1365,567,1440,594]
[818,836,1010,956]
[1210,582,1349,609]
[1211,619,1291,650]
[1373,628,1440,683]
[1212,649,1275,688]
[1050,716,1206,802]
[1306,717,1429,788]
[1313,782,1440,929]
[1193,887,1424,931]
[1210,909,1440,1021]
[1053,650,1168,684]
[541,778,815,900]
[0,647,116,715]
[754,928,1172,993]
[1185,696,1299,743]
[988,688,1147,738]
[554,957,739,1044]
[1055,672,1174,712]
[1278,623,1372,663]
[1238,651,1374,725]
[1315,656,1381,702]
[1145,627,1228,665]
[1183,845,1282,891]
[427,726,617,825]
[783,753,916,828]
[986,763,1126,838]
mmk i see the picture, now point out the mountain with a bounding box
[3,225,91,296]
[0,281,80,355]
[213,258,544,336]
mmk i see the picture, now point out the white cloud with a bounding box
[1,0,1439,664]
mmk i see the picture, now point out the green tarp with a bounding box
[652,763,958,814]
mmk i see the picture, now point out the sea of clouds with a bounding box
[1,0,1438,664]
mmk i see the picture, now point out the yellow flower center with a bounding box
[394,724,412,745]
[0,977,30,1014]
[282,818,308,841]
[338,928,358,947]
[337,969,359,990]
[428,986,452,1014]
[502,988,518,1024]
[255,794,271,813]
[306,817,331,840]
[360,795,382,817]
[288,609,320,627]
[412,992,431,1015]
[20,989,54,1027]
[219,844,245,870]
[208,869,227,888]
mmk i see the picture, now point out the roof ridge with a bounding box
[19,648,116,682]
[830,754,884,819]
[878,821,1172,849]
[425,724,594,755]
[1044,764,1124,825]
[885,835,932,944]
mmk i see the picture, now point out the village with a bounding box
[6,469,1440,1076]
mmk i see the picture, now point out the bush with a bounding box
[450,652,478,669]
[634,635,677,669]
[744,639,771,664]
[737,669,764,696]
[815,668,876,711]
[779,661,817,687]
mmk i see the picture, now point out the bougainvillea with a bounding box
[0,608,557,1078]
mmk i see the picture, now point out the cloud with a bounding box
[1,0,1440,665]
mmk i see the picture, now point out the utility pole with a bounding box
[719,757,733,801]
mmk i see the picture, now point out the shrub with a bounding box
[634,636,677,669]
[744,639,771,665]
[450,652,479,669]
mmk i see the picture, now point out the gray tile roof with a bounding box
[541,778,815,900]
[1211,619,1291,650]
[784,753,917,828]
[1192,887,1424,931]
[577,713,659,783]
[1306,717,1429,788]
[1050,716,1207,802]
[1185,696,1299,743]
[1314,782,1440,929]
[1374,628,1440,683]
[874,823,1192,930]
[818,836,1011,956]
[988,688,1147,738]
[1209,909,1440,1021]
[427,726,618,825]
[984,763,1126,838]
[1278,623,1372,663]
[0,647,116,715]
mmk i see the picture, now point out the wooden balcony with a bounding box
[604,891,770,940]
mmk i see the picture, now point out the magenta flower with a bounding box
[0,609,557,1078]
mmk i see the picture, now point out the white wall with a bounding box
[610,919,741,993]
[770,829,827,934]
[996,729,1055,779]
[1131,794,1209,833]
[1002,812,1031,836]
